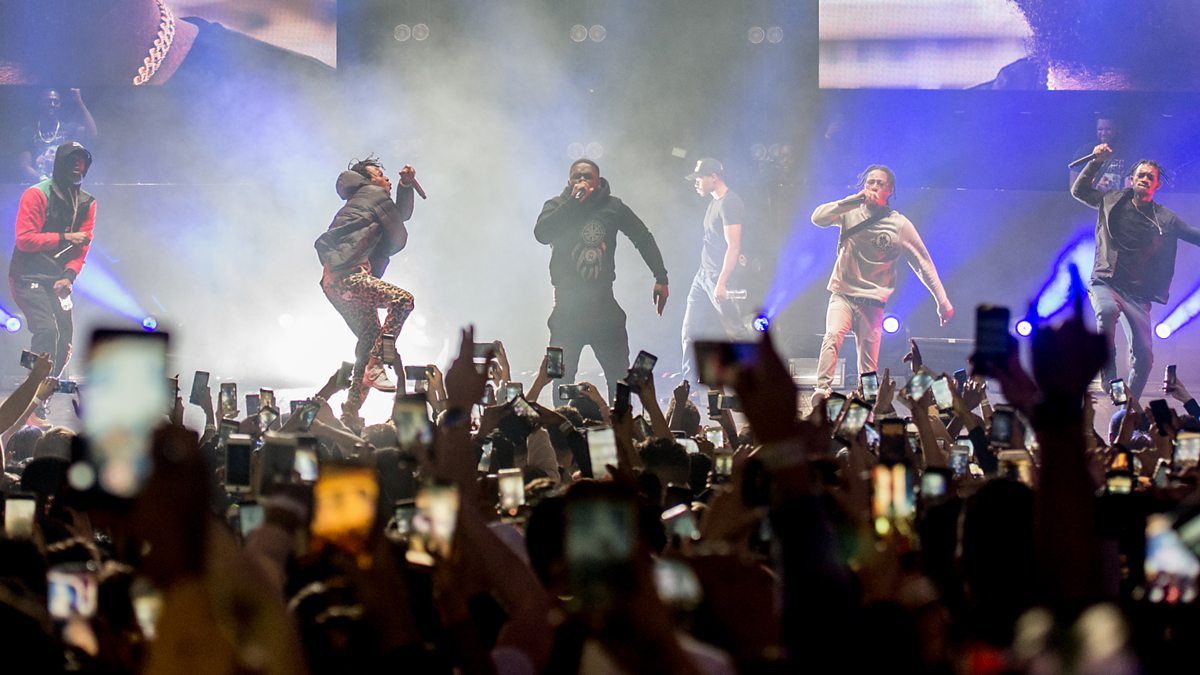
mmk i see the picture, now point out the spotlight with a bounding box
[766,26,784,43]
[4,316,20,333]
[393,24,411,42]
[566,142,585,159]
[882,315,901,334]
[589,25,606,42]
[570,24,588,42]
[412,23,430,41]
[748,26,765,44]
[142,316,158,332]
[752,314,771,333]
[585,141,604,158]
[1015,319,1033,337]
[1156,323,1172,339]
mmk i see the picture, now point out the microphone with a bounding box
[837,194,867,207]
[1068,152,1103,169]
[400,178,427,200]
[574,187,588,201]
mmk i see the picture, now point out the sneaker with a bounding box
[362,361,397,392]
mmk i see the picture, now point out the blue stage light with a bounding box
[882,315,901,334]
[142,316,158,332]
[1155,323,1172,339]
[4,317,20,333]
[752,315,771,333]
[1015,319,1033,337]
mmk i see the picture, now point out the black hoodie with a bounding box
[534,178,668,292]
[315,170,414,277]
[9,142,95,283]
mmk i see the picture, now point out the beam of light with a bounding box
[1032,232,1095,320]
[0,304,22,333]
[1157,281,1200,339]
[73,260,149,323]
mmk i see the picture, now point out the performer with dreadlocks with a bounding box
[316,156,419,420]
[809,165,953,402]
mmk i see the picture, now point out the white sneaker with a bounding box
[363,361,397,392]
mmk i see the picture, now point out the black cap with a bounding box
[685,157,724,181]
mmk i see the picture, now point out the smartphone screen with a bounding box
[1149,399,1173,433]
[921,470,948,500]
[706,390,721,419]
[380,333,398,365]
[390,500,416,540]
[974,305,1011,373]
[504,382,524,403]
[678,438,700,455]
[407,481,460,566]
[311,463,380,556]
[879,418,907,463]
[238,502,265,537]
[1175,432,1200,472]
[498,468,525,515]
[19,349,37,369]
[546,346,565,379]
[294,439,319,483]
[953,368,968,390]
[1167,365,1178,392]
[950,441,972,476]
[481,383,496,406]
[219,382,238,419]
[260,389,276,412]
[186,371,209,406]
[837,401,870,438]
[586,428,619,479]
[631,350,658,382]
[997,450,1033,486]
[694,340,756,386]
[257,405,279,431]
[718,394,741,410]
[403,365,429,381]
[392,394,433,449]
[990,408,1015,447]
[906,371,934,400]
[82,330,169,498]
[1110,379,1128,406]
[298,400,320,432]
[47,563,99,620]
[4,495,37,538]
[931,377,954,411]
[653,558,703,609]
[225,435,253,493]
[705,427,724,448]
[860,371,880,401]
[336,361,355,389]
[477,440,493,473]
[713,449,733,478]
[661,503,700,542]
[566,496,636,610]
[891,464,915,519]
[473,342,494,359]
[558,384,582,401]
[825,393,847,422]
[245,394,261,418]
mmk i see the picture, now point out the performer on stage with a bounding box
[810,165,953,399]
[535,159,669,399]
[1073,148,1200,398]
[316,156,418,419]
[680,157,748,384]
[9,141,95,380]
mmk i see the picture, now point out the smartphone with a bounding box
[546,346,565,379]
[477,440,493,473]
[504,382,524,403]
[921,468,950,501]
[836,400,870,439]
[566,495,636,611]
[1145,514,1200,604]
[718,394,742,411]
[258,433,297,493]
[297,400,320,433]
[586,428,619,479]
[891,464,915,519]
[558,384,584,401]
[931,377,954,413]
[653,557,703,609]
[906,370,934,401]
[871,464,893,526]
[311,463,381,556]
[878,418,908,463]
[403,365,430,381]
[694,340,757,386]
[498,467,525,516]
[4,493,37,538]
[47,563,99,620]
[614,381,631,414]
[1153,458,1171,488]
[825,392,847,422]
[407,481,460,566]
[56,379,79,394]
[336,361,355,389]
[245,393,261,418]
[473,342,496,359]
[713,449,733,478]
[973,305,1012,376]
[380,333,398,365]
[219,382,238,419]
[19,349,38,370]
[293,436,319,483]
[629,350,658,384]
[706,390,721,419]
[218,418,239,446]
[390,499,416,540]
[678,438,700,455]
[990,406,1016,448]
[182,370,208,406]
[860,371,880,402]
[950,440,972,477]
[82,329,170,499]
[238,502,265,537]
[392,394,433,449]
[260,388,276,412]
[1148,399,1173,435]
[1110,379,1128,406]
[257,405,279,431]
[661,503,700,543]
[481,383,496,406]
[1175,432,1200,472]
[997,449,1034,486]
[1166,365,1179,392]
[953,368,969,391]
[705,426,724,448]
[225,434,253,494]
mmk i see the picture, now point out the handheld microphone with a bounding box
[401,178,427,200]
[837,194,867,207]
[574,187,588,201]
[1068,152,1103,169]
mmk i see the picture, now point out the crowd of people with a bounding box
[0,290,1199,673]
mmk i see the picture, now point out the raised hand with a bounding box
[732,330,799,443]
[653,283,669,316]
[901,338,923,373]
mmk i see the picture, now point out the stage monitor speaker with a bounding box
[781,334,857,389]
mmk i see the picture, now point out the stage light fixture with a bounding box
[393,24,411,42]
[412,23,430,41]
[589,25,606,42]
[752,314,771,333]
[766,26,784,43]
[5,317,20,333]
[567,142,584,159]
[585,141,604,158]
[882,315,900,334]
[1015,319,1033,337]
[748,27,765,44]
[570,24,588,42]
[1156,323,1172,339]
[1157,282,1200,339]
[142,317,158,332]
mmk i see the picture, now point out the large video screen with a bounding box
[819,0,1200,91]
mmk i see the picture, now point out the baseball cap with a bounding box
[685,157,723,181]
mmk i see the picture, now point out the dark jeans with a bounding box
[1089,280,1154,398]
[548,286,629,402]
[10,276,72,377]
[681,270,747,384]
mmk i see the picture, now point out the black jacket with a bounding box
[534,178,668,292]
[1072,159,1200,304]
[316,171,414,276]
